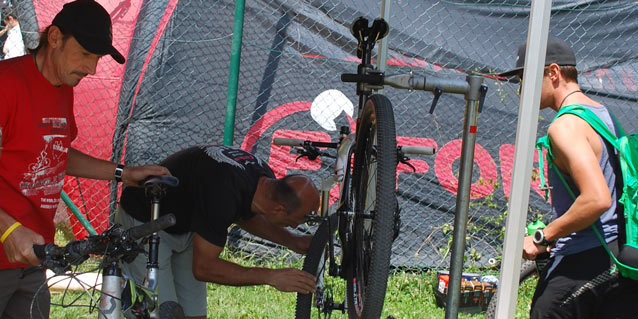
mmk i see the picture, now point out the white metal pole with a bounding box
[377,0,391,94]
[495,1,552,318]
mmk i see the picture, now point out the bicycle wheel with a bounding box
[484,260,537,319]
[160,301,185,319]
[296,214,339,319]
[346,94,397,319]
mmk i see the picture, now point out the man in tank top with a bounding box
[500,37,638,318]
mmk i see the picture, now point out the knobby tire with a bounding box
[484,260,537,319]
[346,94,397,319]
[296,214,339,319]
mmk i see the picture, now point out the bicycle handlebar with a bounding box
[124,213,176,241]
[400,145,436,156]
[273,137,304,147]
[273,138,339,149]
[384,74,470,95]
[34,214,176,274]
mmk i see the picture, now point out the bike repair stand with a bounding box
[384,69,488,318]
[445,75,486,319]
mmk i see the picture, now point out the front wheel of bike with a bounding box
[346,94,397,319]
[484,260,537,319]
[296,214,339,319]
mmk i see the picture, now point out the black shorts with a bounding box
[531,245,638,319]
[0,267,50,319]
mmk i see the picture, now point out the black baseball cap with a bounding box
[499,36,576,77]
[51,0,125,64]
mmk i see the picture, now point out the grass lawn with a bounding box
[49,261,537,319]
[49,229,536,318]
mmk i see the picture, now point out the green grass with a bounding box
[49,229,536,319]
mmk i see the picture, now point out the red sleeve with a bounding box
[0,68,20,147]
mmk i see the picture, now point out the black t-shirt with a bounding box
[120,145,275,247]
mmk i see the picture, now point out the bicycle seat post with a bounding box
[142,176,179,318]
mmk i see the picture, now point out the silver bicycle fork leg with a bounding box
[100,263,122,319]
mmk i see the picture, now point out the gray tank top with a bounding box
[549,104,621,256]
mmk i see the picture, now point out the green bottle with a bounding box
[527,219,547,236]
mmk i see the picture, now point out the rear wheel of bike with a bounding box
[160,300,185,319]
[346,94,397,319]
[296,214,339,319]
[484,260,537,319]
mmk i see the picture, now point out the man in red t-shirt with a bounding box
[0,1,170,317]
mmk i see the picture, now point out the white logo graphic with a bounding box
[310,89,354,131]
[203,146,265,170]
[21,133,68,197]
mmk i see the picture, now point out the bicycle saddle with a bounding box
[350,17,389,43]
[143,175,179,188]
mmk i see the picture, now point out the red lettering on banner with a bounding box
[596,68,615,90]
[621,70,637,91]
[269,129,329,178]
[269,129,342,207]
[434,139,498,199]
[499,144,551,203]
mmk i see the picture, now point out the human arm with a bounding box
[0,25,8,55]
[191,233,315,293]
[0,207,43,266]
[237,215,312,254]
[66,148,170,186]
[523,115,611,259]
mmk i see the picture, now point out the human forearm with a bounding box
[193,257,273,286]
[0,207,18,234]
[0,207,44,265]
[66,147,118,180]
[239,216,310,253]
[66,148,171,186]
[192,234,316,293]
[193,258,315,293]
[544,195,610,242]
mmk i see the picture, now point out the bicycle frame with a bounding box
[36,176,181,319]
[99,180,170,319]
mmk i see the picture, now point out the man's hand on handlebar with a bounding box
[4,225,44,266]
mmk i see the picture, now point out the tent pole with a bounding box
[224,0,246,146]
[495,1,552,318]
[377,0,391,72]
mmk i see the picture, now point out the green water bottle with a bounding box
[527,219,546,236]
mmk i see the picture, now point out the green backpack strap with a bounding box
[546,104,629,275]
[536,136,552,201]
[556,105,623,148]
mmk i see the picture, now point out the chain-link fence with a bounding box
[10,0,637,270]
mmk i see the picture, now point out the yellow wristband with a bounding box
[0,222,21,244]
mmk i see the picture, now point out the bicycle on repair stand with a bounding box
[275,17,488,319]
[32,176,184,319]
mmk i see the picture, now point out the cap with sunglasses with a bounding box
[51,0,125,64]
[499,36,576,77]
